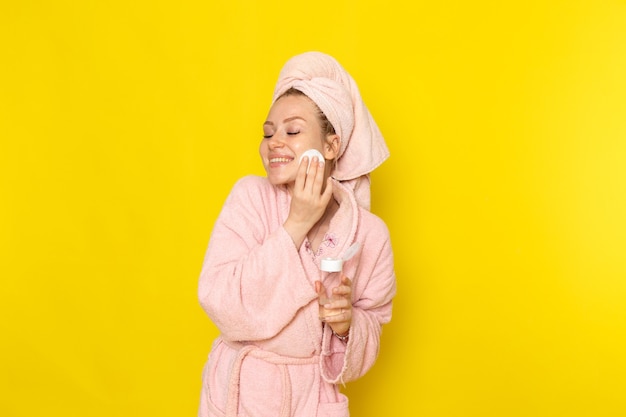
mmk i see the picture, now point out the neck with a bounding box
[307,198,338,251]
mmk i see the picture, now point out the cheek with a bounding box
[259,142,267,159]
[297,137,322,153]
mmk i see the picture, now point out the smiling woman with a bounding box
[261,90,338,189]
[196,52,396,417]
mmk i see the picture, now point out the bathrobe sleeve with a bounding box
[198,176,318,342]
[320,214,396,383]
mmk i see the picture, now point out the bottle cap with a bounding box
[321,257,343,272]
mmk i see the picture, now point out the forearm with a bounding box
[199,225,316,341]
[282,216,311,249]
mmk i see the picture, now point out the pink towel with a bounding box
[272,51,389,210]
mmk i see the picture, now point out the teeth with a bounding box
[270,158,292,163]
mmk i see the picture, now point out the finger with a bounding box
[295,156,309,191]
[323,310,352,323]
[324,292,352,307]
[320,174,333,202]
[304,157,322,191]
[311,159,326,190]
[332,284,352,297]
[323,300,351,311]
[333,282,352,292]
[340,275,352,286]
[317,281,331,305]
[320,308,348,322]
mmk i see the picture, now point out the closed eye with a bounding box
[287,131,300,136]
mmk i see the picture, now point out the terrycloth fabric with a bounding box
[198,176,396,417]
[272,51,390,210]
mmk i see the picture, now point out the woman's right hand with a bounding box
[283,156,333,248]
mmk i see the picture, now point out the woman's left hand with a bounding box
[315,275,352,337]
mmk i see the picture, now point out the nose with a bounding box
[267,133,285,150]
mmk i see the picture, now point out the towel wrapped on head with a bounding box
[272,51,389,210]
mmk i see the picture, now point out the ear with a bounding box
[323,134,341,160]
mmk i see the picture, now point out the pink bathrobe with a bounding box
[198,175,396,417]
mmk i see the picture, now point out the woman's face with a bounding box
[260,94,334,189]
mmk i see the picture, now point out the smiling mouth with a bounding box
[269,157,293,163]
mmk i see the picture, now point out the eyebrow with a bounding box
[264,116,307,126]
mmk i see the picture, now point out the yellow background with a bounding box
[2,1,625,416]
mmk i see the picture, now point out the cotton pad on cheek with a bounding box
[299,149,325,172]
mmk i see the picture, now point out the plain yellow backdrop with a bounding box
[2,1,626,416]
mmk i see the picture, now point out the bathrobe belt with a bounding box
[223,340,319,417]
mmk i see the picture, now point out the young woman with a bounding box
[198,52,396,417]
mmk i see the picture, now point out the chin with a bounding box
[266,169,294,184]
[266,175,289,186]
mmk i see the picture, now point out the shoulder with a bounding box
[217,176,278,227]
[358,207,390,234]
[228,175,275,201]
[232,174,271,191]
[355,207,393,254]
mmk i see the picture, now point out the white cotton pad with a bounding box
[299,149,325,172]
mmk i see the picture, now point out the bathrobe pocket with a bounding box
[316,393,349,417]
[238,356,286,415]
[201,339,230,416]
